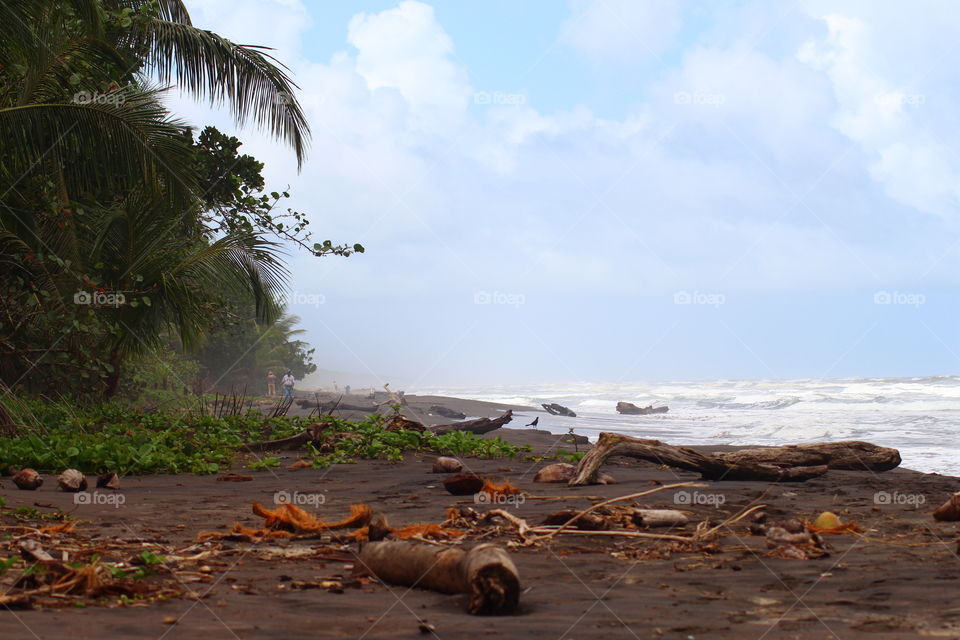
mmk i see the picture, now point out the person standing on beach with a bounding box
[281,370,295,402]
[266,371,276,397]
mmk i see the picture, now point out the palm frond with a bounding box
[0,87,197,209]
[127,19,310,167]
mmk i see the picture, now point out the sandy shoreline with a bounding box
[2,396,959,639]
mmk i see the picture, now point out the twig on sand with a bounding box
[487,483,769,548]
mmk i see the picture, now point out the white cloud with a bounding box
[347,1,471,132]
[797,10,960,218]
[561,0,683,63]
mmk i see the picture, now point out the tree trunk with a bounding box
[569,433,899,486]
[358,541,520,615]
[102,347,122,400]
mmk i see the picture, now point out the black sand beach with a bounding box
[1,393,958,639]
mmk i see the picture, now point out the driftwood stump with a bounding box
[569,433,900,486]
[358,541,519,615]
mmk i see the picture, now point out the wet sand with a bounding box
[2,411,960,639]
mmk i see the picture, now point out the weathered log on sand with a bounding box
[430,405,466,420]
[241,431,313,452]
[542,403,576,417]
[432,410,513,435]
[714,441,902,472]
[568,433,902,485]
[358,541,520,615]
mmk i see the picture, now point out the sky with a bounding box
[167,0,960,388]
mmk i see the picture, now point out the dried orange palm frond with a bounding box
[251,502,373,533]
[39,521,77,534]
[479,479,522,499]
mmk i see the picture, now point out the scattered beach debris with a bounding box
[432,457,464,473]
[569,433,901,485]
[432,410,513,435]
[541,509,608,531]
[808,511,861,534]
[198,502,462,544]
[13,468,43,490]
[933,492,960,522]
[358,541,519,615]
[616,401,669,415]
[286,458,312,470]
[56,469,87,493]
[541,403,576,417]
[484,482,766,548]
[763,519,829,559]
[429,405,466,420]
[96,472,120,489]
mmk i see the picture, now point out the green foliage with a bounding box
[0,3,358,401]
[0,401,308,474]
[554,449,586,463]
[247,456,280,470]
[305,415,529,468]
[0,399,529,475]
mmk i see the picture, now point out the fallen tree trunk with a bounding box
[358,541,519,615]
[569,433,902,485]
[432,410,513,435]
[714,441,902,471]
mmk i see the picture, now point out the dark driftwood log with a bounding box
[241,431,313,452]
[542,403,576,417]
[358,541,519,615]
[430,405,467,420]
[616,402,669,415]
[715,441,902,471]
[432,410,513,435]
[570,433,901,486]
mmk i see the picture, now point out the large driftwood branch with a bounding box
[358,541,519,615]
[432,410,513,435]
[569,433,899,486]
[714,441,901,471]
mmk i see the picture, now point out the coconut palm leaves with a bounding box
[0,1,312,398]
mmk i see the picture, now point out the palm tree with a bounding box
[0,1,310,398]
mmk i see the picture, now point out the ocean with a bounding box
[418,377,959,476]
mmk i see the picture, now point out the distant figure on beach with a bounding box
[266,371,276,397]
[281,370,295,402]
[526,416,539,427]
[345,385,351,395]
[333,381,338,391]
